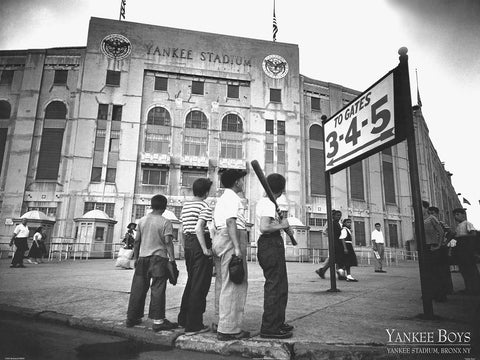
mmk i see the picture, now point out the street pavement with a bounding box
[1,257,479,359]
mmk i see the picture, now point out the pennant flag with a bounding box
[415,69,422,107]
[273,0,278,42]
[120,0,126,20]
[463,197,471,205]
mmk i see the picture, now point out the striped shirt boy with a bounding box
[181,200,212,234]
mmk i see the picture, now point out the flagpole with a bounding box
[119,0,126,21]
[273,0,278,42]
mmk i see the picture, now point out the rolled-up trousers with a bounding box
[212,228,248,334]
[12,238,28,266]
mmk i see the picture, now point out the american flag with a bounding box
[120,0,126,20]
[273,0,278,42]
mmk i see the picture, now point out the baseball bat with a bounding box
[250,160,297,246]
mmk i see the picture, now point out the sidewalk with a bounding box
[1,258,479,359]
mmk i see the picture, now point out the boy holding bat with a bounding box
[256,173,294,339]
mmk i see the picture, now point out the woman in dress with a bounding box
[27,226,44,264]
[339,219,359,282]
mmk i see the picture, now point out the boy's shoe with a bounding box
[260,329,293,339]
[184,325,210,336]
[125,318,142,328]
[315,269,325,279]
[346,275,358,282]
[280,323,294,332]
[211,322,218,333]
[217,330,250,341]
[152,319,178,332]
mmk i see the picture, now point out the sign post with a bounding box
[322,48,433,317]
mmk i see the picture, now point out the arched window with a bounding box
[147,106,171,126]
[45,101,67,119]
[220,114,243,159]
[0,100,11,119]
[185,110,207,129]
[221,114,243,132]
[36,101,67,180]
[309,124,325,195]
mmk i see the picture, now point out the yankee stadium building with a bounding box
[0,18,460,255]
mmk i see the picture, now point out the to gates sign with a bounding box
[324,71,396,172]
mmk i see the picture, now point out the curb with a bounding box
[1,304,398,359]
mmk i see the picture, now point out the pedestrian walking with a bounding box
[339,219,358,282]
[256,173,293,339]
[126,194,178,331]
[371,223,386,273]
[177,178,214,335]
[27,226,44,264]
[212,169,250,341]
[315,210,345,280]
[122,223,136,250]
[9,218,29,268]
[449,208,480,295]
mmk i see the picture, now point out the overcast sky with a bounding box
[1,0,479,226]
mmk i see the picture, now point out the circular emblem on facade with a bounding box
[101,34,132,60]
[262,54,289,79]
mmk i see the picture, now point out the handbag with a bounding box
[228,254,244,284]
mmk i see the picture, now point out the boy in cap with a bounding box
[256,173,293,339]
[212,169,250,341]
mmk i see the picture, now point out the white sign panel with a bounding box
[324,73,395,172]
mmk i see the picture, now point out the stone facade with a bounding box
[0,17,461,249]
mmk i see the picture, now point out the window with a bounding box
[222,114,243,132]
[0,70,14,85]
[311,97,321,111]
[154,77,168,91]
[112,105,122,121]
[354,220,366,246]
[227,84,239,99]
[270,88,281,102]
[383,161,396,204]
[191,81,204,95]
[183,136,207,156]
[220,139,242,159]
[36,128,64,180]
[97,104,108,120]
[45,101,67,119]
[134,204,147,219]
[0,100,11,119]
[309,125,326,195]
[185,110,207,129]
[94,130,106,151]
[90,167,102,182]
[145,133,170,154]
[388,223,399,247]
[106,168,116,183]
[142,168,168,185]
[277,144,285,164]
[181,169,207,187]
[94,227,105,241]
[106,70,121,86]
[307,214,327,227]
[382,147,392,156]
[350,161,365,200]
[147,107,171,126]
[53,70,68,85]
[277,120,285,135]
[265,120,274,134]
[0,128,7,175]
[109,131,120,152]
[265,143,274,163]
[84,202,115,218]
[27,206,57,218]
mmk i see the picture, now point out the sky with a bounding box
[1,0,479,226]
